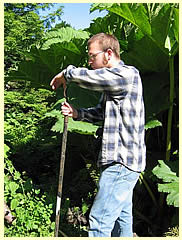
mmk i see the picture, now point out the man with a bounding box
[50,33,146,237]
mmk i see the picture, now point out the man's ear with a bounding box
[106,49,113,60]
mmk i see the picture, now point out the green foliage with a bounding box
[4,88,55,150]
[145,120,162,130]
[45,95,99,135]
[6,3,178,128]
[40,4,64,29]
[82,200,89,215]
[4,144,10,159]
[5,27,90,88]
[6,26,101,134]
[90,3,152,36]
[4,3,64,72]
[89,3,178,128]
[4,4,44,72]
[46,108,98,135]
[42,27,90,50]
[142,72,170,123]
[4,145,55,237]
[90,3,178,71]
[152,160,179,207]
[4,3,179,236]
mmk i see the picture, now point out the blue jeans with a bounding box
[89,163,140,237]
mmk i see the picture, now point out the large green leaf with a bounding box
[44,83,101,135]
[65,83,101,109]
[172,8,179,43]
[91,3,151,36]
[158,182,179,207]
[45,108,98,135]
[6,47,56,88]
[150,4,171,50]
[142,72,170,122]
[87,14,122,36]
[152,160,179,207]
[42,27,90,50]
[119,4,173,71]
[166,8,179,57]
[6,27,89,88]
[122,36,168,72]
[90,3,178,72]
[152,160,178,182]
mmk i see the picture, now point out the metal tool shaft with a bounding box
[54,115,68,237]
[54,88,69,237]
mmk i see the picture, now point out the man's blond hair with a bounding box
[88,33,120,59]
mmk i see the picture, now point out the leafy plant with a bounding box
[4,3,64,72]
[4,3,179,236]
[4,88,55,150]
[152,160,179,207]
[4,144,55,237]
[5,27,90,87]
[6,4,178,133]
[4,88,59,236]
[45,106,98,135]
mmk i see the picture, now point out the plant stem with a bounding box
[139,172,158,207]
[159,56,175,223]
[59,229,68,237]
[166,56,174,161]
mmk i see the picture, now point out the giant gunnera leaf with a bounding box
[45,108,98,135]
[152,160,179,207]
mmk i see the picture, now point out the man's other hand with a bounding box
[50,71,66,90]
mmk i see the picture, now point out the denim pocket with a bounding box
[122,167,140,182]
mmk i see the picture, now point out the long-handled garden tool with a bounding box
[54,88,69,237]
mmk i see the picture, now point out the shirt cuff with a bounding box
[73,109,84,121]
[63,65,76,84]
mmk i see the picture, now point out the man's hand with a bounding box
[50,71,66,90]
[61,102,78,119]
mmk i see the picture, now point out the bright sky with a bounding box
[41,3,107,30]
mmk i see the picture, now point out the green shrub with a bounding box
[4,144,55,237]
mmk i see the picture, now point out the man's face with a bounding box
[88,41,106,69]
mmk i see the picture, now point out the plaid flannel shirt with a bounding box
[63,61,146,172]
